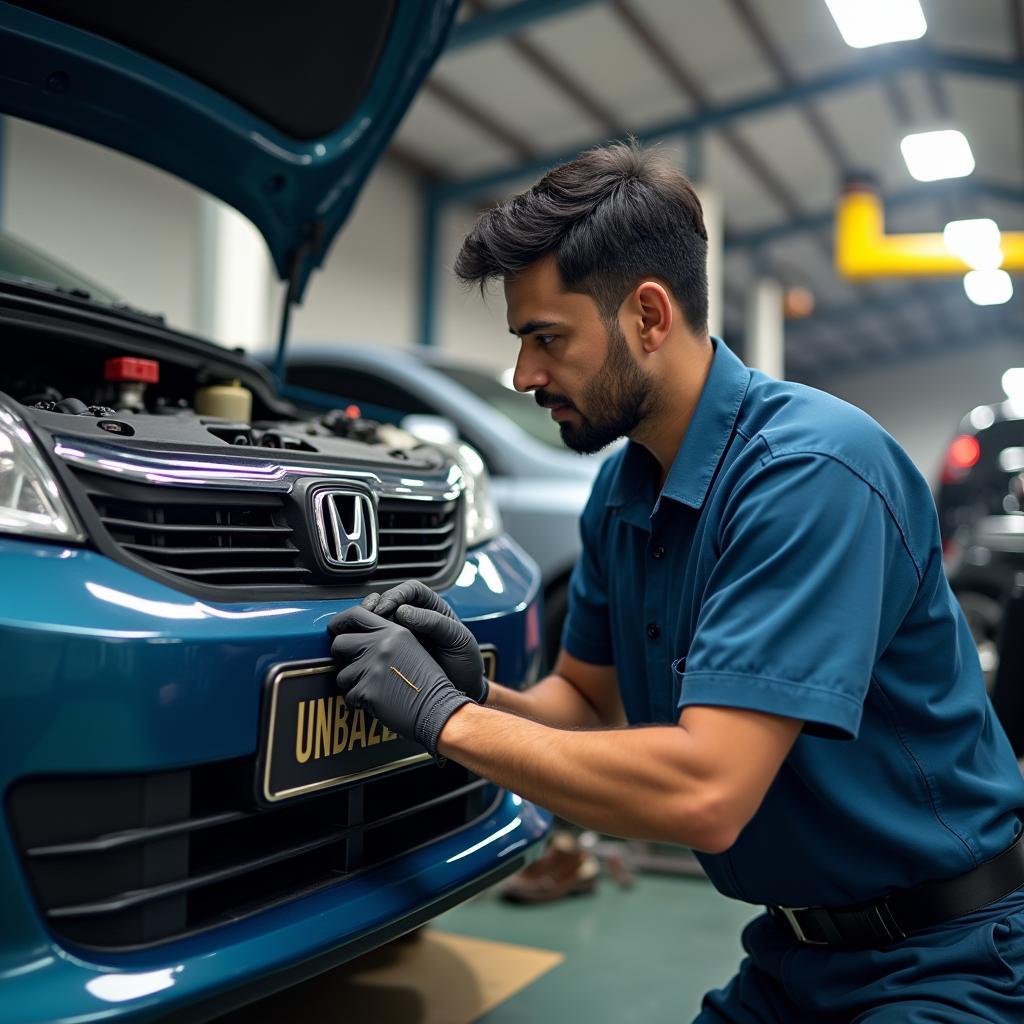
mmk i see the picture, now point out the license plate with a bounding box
[258,646,498,803]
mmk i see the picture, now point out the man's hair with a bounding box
[454,141,709,333]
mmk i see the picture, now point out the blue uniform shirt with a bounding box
[563,338,1024,908]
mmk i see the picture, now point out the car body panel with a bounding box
[0,531,549,1020]
[2,791,550,1023]
[0,0,459,296]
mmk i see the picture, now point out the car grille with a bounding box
[7,760,497,950]
[68,467,463,593]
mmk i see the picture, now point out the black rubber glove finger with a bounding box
[374,580,455,621]
[361,592,381,613]
[394,605,488,704]
[327,604,389,638]
[330,612,470,755]
[335,667,371,712]
[330,632,372,665]
[393,605,462,646]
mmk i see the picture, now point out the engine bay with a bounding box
[1,303,443,471]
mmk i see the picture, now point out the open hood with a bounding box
[0,1,458,301]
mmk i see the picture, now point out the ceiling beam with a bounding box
[1011,1,1024,174]
[799,311,1021,381]
[385,142,448,183]
[726,0,851,170]
[447,0,604,51]
[724,0,928,357]
[428,48,1024,203]
[423,77,536,161]
[724,179,1024,251]
[465,0,623,135]
[613,0,801,220]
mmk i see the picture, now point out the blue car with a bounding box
[0,3,550,1021]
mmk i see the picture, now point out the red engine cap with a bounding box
[104,357,160,384]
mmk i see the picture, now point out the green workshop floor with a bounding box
[439,873,761,1023]
[219,872,761,1023]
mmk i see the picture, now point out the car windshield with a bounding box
[0,230,122,304]
[432,363,565,449]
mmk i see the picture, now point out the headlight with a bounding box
[0,400,83,541]
[455,441,502,548]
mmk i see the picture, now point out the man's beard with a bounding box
[537,321,657,455]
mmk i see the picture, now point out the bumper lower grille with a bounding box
[7,760,496,950]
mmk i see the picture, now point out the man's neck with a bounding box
[631,336,714,488]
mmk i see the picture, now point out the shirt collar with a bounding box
[608,337,750,516]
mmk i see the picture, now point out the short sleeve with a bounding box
[560,469,615,666]
[679,451,919,739]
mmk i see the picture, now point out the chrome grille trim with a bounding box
[52,436,465,502]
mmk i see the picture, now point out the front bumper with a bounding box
[0,532,550,1022]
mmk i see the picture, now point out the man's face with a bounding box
[505,256,658,454]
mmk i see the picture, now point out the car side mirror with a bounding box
[400,414,459,446]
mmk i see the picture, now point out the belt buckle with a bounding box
[778,906,828,946]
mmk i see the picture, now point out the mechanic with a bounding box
[328,142,1024,1022]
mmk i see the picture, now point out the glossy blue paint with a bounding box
[0,534,541,776]
[0,0,460,298]
[0,532,547,1020]
[1,791,551,1023]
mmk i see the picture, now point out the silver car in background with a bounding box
[283,344,611,667]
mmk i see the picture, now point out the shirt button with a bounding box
[652,545,666,559]
[646,622,661,640]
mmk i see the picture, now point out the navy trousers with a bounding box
[695,890,1024,1022]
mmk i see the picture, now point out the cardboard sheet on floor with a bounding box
[215,929,565,1024]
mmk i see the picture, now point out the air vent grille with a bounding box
[7,760,496,949]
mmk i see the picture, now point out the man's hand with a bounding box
[360,580,489,704]
[328,606,471,756]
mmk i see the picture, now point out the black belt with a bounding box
[768,830,1024,948]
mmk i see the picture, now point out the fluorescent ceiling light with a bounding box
[943,218,1003,269]
[963,269,1013,306]
[900,130,975,182]
[824,0,926,49]
[1003,368,1024,400]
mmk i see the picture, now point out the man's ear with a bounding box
[632,280,673,353]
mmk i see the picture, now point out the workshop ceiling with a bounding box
[387,0,1024,382]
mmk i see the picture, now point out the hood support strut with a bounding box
[273,221,325,387]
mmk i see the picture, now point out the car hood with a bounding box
[0,0,458,299]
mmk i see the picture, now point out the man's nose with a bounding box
[512,349,549,393]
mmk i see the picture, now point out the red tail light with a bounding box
[941,434,981,484]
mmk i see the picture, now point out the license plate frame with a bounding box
[257,646,497,804]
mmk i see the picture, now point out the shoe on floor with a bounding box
[500,831,600,904]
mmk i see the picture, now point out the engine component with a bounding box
[195,379,252,423]
[105,356,159,413]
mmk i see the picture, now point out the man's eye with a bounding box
[535,334,556,347]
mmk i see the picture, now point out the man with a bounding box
[329,143,1024,1021]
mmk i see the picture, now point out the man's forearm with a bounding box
[437,702,735,852]
[485,673,603,727]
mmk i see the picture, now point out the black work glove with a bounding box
[361,580,489,704]
[328,605,471,757]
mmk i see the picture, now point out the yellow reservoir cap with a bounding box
[194,380,252,422]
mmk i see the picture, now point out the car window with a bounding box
[0,231,121,303]
[286,363,434,416]
[432,364,564,449]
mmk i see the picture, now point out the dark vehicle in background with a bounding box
[936,400,1024,699]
